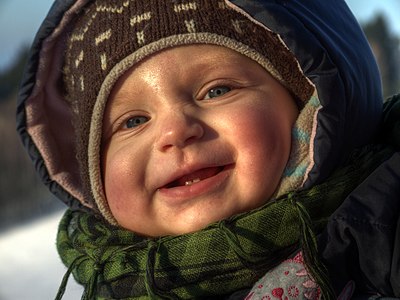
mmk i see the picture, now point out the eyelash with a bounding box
[110,111,150,134]
[199,79,241,101]
[123,116,149,129]
[203,85,232,100]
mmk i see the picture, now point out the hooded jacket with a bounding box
[17,0,400,298]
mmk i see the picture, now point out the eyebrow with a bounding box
[104,87,135,122]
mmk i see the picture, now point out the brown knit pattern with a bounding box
[63,0,313,216]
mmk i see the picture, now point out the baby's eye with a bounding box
[204,86,231,100]
[124,116,149,129]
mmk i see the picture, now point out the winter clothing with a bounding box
[16,0,400,299]
[56,139,395,299]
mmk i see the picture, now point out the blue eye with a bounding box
[125,116,149,129]
[204,86,231,99]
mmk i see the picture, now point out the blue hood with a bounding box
[231,0,382,188]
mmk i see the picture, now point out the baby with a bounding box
[17,0,400,299]
[101,44,298,237]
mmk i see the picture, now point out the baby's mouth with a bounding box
[165,166,225,188]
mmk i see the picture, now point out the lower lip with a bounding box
[157,165,233,205]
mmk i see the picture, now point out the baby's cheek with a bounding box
[104,173,126,212]
[103,153,130,207]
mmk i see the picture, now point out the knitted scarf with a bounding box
[55,143,395,300]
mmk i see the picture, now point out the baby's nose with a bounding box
[156,110,204,151]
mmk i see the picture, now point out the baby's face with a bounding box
[102,45,298,237]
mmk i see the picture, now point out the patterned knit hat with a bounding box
[63,0,314,225]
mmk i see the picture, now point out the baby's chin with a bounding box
[139,200,268,237]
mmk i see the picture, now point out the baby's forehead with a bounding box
[107,44,272,101]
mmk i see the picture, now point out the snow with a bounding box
[0,210,84,300]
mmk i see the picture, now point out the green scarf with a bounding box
[55,143,395,300]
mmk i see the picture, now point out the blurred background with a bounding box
[0,0,399,299]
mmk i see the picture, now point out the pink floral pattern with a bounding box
[245,252,321,300]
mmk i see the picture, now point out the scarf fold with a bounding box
[55,142,395,300]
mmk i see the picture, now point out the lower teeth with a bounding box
[185,178,201,186]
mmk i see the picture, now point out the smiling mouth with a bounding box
[164,166,225,189]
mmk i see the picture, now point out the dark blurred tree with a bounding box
[0,46,29,101]
[363,14,400,99]
[0,46,61,230]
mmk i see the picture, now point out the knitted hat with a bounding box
[63,0,314,225]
